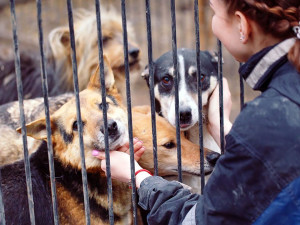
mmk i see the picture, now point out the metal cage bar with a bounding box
[94,1,115,224]
[120,0,139,224]
[66,1,91,224]
[9,0,36,224]
[217,40,225,155]
[35,0,59,224]
[0,169,4,225]
[170,0,183,183]
[145,0,159,176]
[239,64,245,110]
[193,0,205,192]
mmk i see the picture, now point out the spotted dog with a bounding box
[142,48,220,154]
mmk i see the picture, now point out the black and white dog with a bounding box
[142,48,220,154]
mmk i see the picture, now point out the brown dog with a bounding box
[133,105,215,177]
[0,56,133,225]
[0,7,140,105]
[48,8,141,101]
[0,61,215,225]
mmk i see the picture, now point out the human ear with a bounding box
[235,11,250,44]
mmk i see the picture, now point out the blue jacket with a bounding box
[138,38,300,225]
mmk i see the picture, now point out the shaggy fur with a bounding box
[0,8,140,105]
[0,57,133,224]
[0,60,216,224]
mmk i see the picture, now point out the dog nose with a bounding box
[129,48,140,59]
[180,110,192,124]
[206,152,221,167]
[100,120,118,137]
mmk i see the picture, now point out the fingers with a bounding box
[220,78,232,119]
[134,145,145,161]
[116,137,140,152]
[116,138,145,161]
[92,150,106,159]
[100,159,106,172]
[116,141,130,152]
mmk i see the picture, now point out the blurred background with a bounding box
[0,0,258,121]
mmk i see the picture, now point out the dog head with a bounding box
[132,106,217,176]
[17,56,128,171]
[142,49,218,130]
[48,8,141,93]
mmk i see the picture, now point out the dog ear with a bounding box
[16,118,49,141]
[88,55,115,91]
[48,26,71,58]
[141,64,151,87]
[208,51,224,66]
[141,65,149,79]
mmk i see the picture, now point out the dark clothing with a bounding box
[138,38,300,224]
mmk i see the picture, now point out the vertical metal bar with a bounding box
[217,40,225,154]
[0,170,5,225]
[94,1,115,224]
[9,1,36,224]
[170,0,182,182]
[66,1,91,224]
[35,0,59,224]
[145,0,158,176]
[120,0,138,223]
[239,63,244,110]
[193,0,205,193]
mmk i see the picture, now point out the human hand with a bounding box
[207,78,232,146]
[116,137,145,161]
[92,138,150,187]
[95,150,142,183]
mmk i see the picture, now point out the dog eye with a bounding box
[99,102,109,111]
[72,121,78,131]
[72,121,85,131]
[161,76,173,87]
[102,36,111,43]
[200,74,206,82]
[163,141,176,149]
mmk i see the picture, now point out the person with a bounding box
[92,0,300,224]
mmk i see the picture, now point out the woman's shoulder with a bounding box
[229,90,300,153]
[237,87,300,126]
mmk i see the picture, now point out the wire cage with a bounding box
[0,0,246,224]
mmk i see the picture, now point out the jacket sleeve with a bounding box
[137,132,282,225]
[138,176,202,225]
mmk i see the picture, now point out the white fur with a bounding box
[157,53,220,153]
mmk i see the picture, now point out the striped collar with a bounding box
[240,38,296,90]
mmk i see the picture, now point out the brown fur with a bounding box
[132,105,214,177]
[0,61,215,223]
[0,8,140,105]
[1,56,133,224]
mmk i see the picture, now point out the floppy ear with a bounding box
[16,118,49,141]
[88,55,115,91]
[48,26,71,58]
